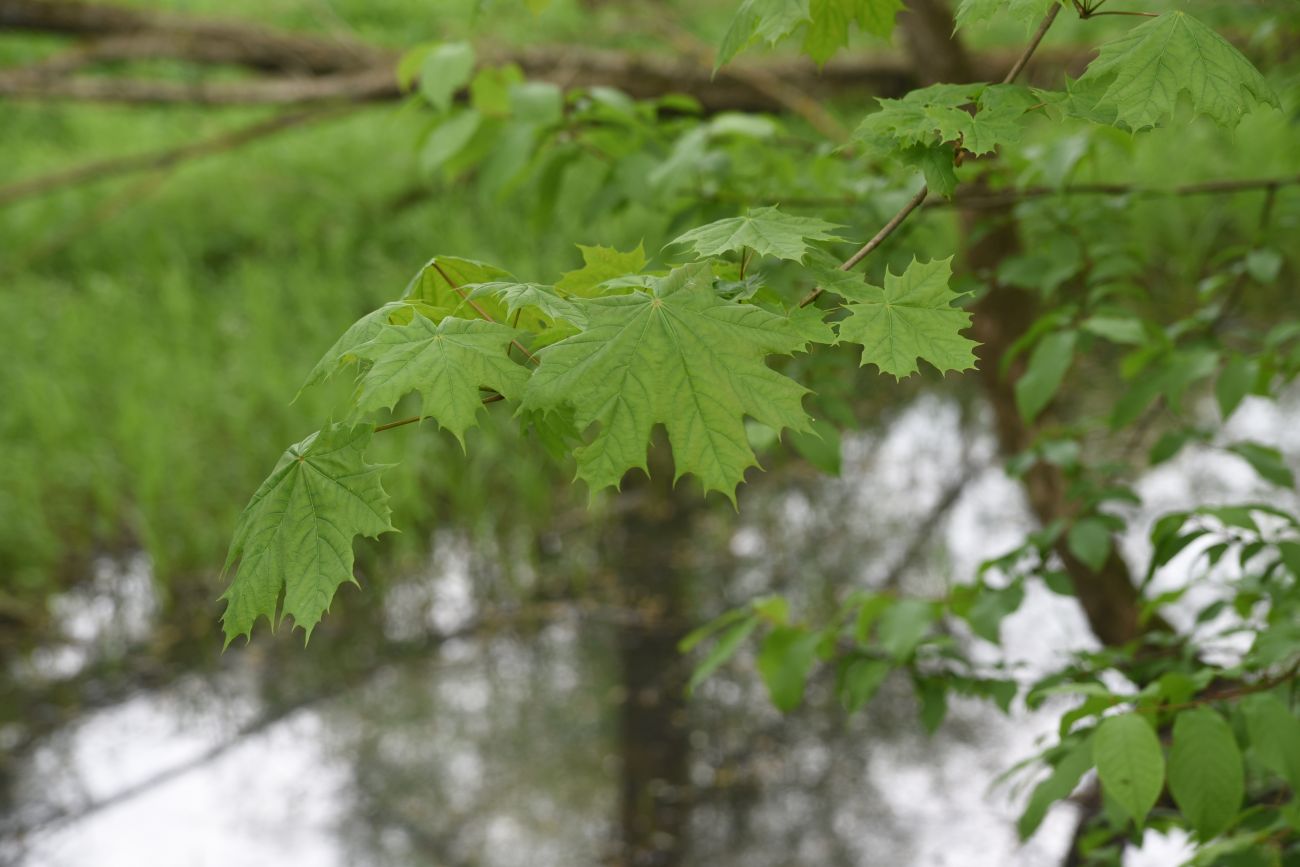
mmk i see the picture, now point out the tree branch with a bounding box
[930,174,1300,209]
[0,0,1097,111]
[798,2,1064,308]
[0,108,352,206]
[0,0,382,73]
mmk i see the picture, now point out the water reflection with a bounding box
[5,393,1297,867]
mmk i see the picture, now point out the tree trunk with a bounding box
[604,445,700,866]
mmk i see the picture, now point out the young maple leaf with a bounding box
[716,0,812,69]
[221,423,393,646]
[554,244,648,298]
[522,263,816,500]
[955,0,1064,29]
[352,316,530,446]
[671,206,844,263]
[835,257,978,379]
[1078,11,1279,130]
[467,281,588,328]
[803,0,903,64]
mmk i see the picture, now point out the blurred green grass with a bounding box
[0,98,649,612]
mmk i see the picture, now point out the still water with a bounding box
[6,395,1295,867]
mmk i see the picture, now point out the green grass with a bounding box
[0,98,661,612]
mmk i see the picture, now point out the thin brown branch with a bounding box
[0,0,382,74]
[714,174,1300,213]
[0,108,352,206]
[797,2,1062,308]
[372,394,505,434]
[929,174,1300,210]
[430,263,539,365]
[0,66,398,105]
[0,0,1099,110]
[1139,662,1300,714]
[1002,3,1062,86]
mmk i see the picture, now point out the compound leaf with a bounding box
[523,263,814,500]
[758,626,822,711]
[1241,694,1300,790]
[1168,708,1244,840]
[1094,713,1165,826]
[221,423,393,646]
[1018,734,1095,840]
[836,257,978,379]
[1015,329,1077,422]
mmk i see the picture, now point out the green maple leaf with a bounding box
[1078,11,1279,130]
[467,281,588,328]
[300,302,411,393]
[856,84,977,147]
[221,423,393,646]
[671,206,844,263]
[403,255,513,318]
[836,257,978,379]
[854,83,1035,158]
[955,0,1064,29]
[522,263,815,500]
[803,0,903,63]
[554,243,647,298]
[716,0,811,69]
[352,316,530,446]
[299,301,460,394]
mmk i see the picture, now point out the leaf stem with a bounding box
[432,262,539,365]
[1082,10,1159,18]
[1002,3,1062,85]
[372,393,505,434]
[798,186,929,307]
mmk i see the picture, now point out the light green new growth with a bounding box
[468,281,588,327]
[835,257,978,379]
[523,263,815,500]
[717,0,903,66]
[854,83,1036,158]
[221,423,393,646]
[300,302,412,392]
[403,255,513,317]
[955,0,1064,29]
[353,316,530,446]
[803,0,903,64]
[1079,12,1279,130]
[671,206,844,262]
[716,0,811,69]
[554,243,648,298]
